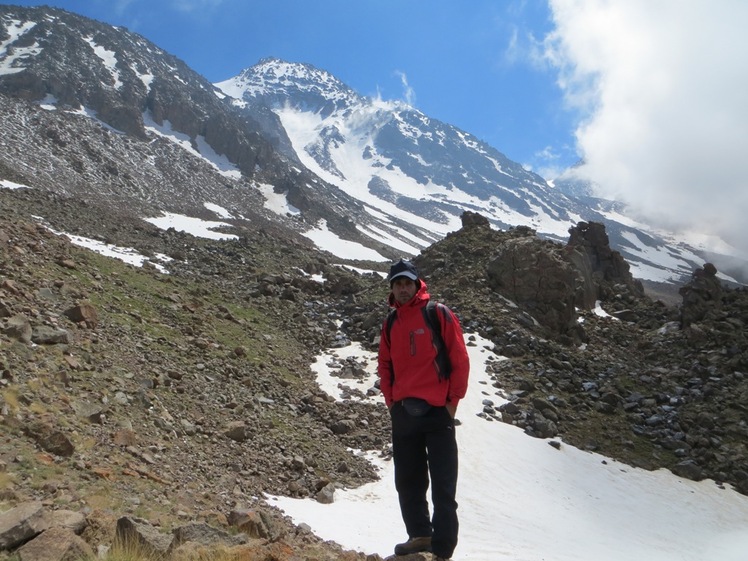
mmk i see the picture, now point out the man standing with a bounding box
[378,259,470,561]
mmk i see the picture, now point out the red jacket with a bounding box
[378,279,470,408]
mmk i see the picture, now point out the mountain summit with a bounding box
[216,58,746,287]
[217,57,362,116]
[217,58,578,245]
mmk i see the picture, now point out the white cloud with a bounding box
[111,0,137,16]
[532,144,566,179]
[544,0,748,251]
[394,70,416,107]
[169,0,225,13]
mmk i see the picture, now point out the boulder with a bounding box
[3,314,32,344]
[115,516,172,556]
[17,527,94,561]
[63,301,99,328]
[679,263,722,328]
[0,502,46,551]
[170,522,247,551]
[486,236,578,335]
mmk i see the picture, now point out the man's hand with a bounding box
[446,403,457,418]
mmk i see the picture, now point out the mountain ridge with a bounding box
[2,4,746,290]
[0,4,390,264]
[215,58,747,288]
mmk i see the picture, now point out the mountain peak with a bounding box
[216,58,362,114]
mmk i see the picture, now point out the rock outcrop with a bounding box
[679,262,723,327]
[486,231,581,337]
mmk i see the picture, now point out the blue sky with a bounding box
[7,0,578,177]
[5,0,748,252]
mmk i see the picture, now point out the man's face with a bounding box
[391,277,417,305]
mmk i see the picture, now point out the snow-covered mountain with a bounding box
[217,59,582,246]
[217,59,745,287]
[0,5,744,289]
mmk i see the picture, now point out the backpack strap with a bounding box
[423,301,451,381]
[385,308,397,345]
[385,302,451,381]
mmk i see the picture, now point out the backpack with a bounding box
[385,301,452,381]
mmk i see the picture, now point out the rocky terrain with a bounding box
[2,6,747,559]
[0,187,390,560]
[1,187,747,560]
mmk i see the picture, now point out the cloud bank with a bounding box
[545,0,748,255]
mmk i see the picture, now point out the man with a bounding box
[378,259,470,561]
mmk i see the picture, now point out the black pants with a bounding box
[391,402,459,559]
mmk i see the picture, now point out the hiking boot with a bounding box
[433,557,451,561]
[394,536,432,555]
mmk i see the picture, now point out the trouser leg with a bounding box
[392,406,432,538]
[427,413,459,558]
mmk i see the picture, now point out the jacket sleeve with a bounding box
[377,318,394,407]
[442,306,470,405]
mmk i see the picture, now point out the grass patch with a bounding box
[1,387,19,414]
[0,471,17,489]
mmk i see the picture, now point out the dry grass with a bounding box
[103,540,253,561]
[1,387,19,414]
[0,471,17,490]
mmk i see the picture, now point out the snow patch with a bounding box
[84,36,122,89]
[38,94,58,110]
[256,183,301,216]
[203,202,234,219]
[0,179,29,190]
[0,19,40,76]
[302,219,388,262]
[145,212,238,240]
[270,334,748,561]
[143,112,242,179]
[39,220,172,273]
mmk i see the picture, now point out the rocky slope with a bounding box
[399,219,748,488]
[0,187,390,559]
[341,213,748,492]
[0,5,395,264]
[2,186,747,559]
